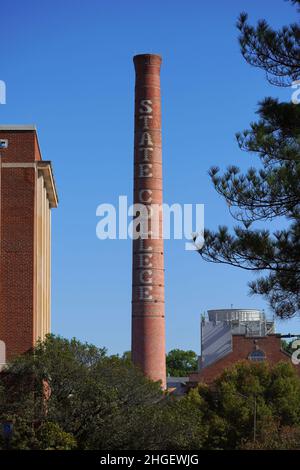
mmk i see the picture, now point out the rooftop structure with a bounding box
[207,308,275,337]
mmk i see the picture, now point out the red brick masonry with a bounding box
[189,334,298,384]
[131,54,166,388]
[0,130,41,360]
[0,128,58,362]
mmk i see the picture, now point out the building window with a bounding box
[248,349,266,362]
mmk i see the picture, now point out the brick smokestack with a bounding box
[131,54,166,388]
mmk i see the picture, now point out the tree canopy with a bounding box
[0,335,206,450]
[166,349,198,377]
[189,361,300,449]
[1,336,300,449]
[196,1,300,318]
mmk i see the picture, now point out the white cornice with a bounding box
[0,125,36,131]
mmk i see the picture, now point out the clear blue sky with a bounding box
[1,0,299,354]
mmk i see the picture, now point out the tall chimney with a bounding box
[131,54,166,388]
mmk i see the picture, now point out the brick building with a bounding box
[189,309,298,385]
[0,125,58,367]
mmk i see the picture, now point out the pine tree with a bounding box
[196,1,300,318]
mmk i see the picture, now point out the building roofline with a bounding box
[207,308,262,312]
[231,333,281,338]
[0,125,42,159]
[0,125,37,131]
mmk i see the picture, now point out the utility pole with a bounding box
[235,391,257,445]
[253,395,257,444]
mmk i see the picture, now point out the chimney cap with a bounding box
[133,53,162,65]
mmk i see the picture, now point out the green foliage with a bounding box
[1,337,300,449]
[0,335,206,450]
[237,9,300,86]
[166,349,198,377]
[241,421,300,449]
[189,361,300,449]
[197,2,300,318]
[36,422,77,450]
[121,350,132,364]
[88,398,207,450]
[0,335,159,449]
